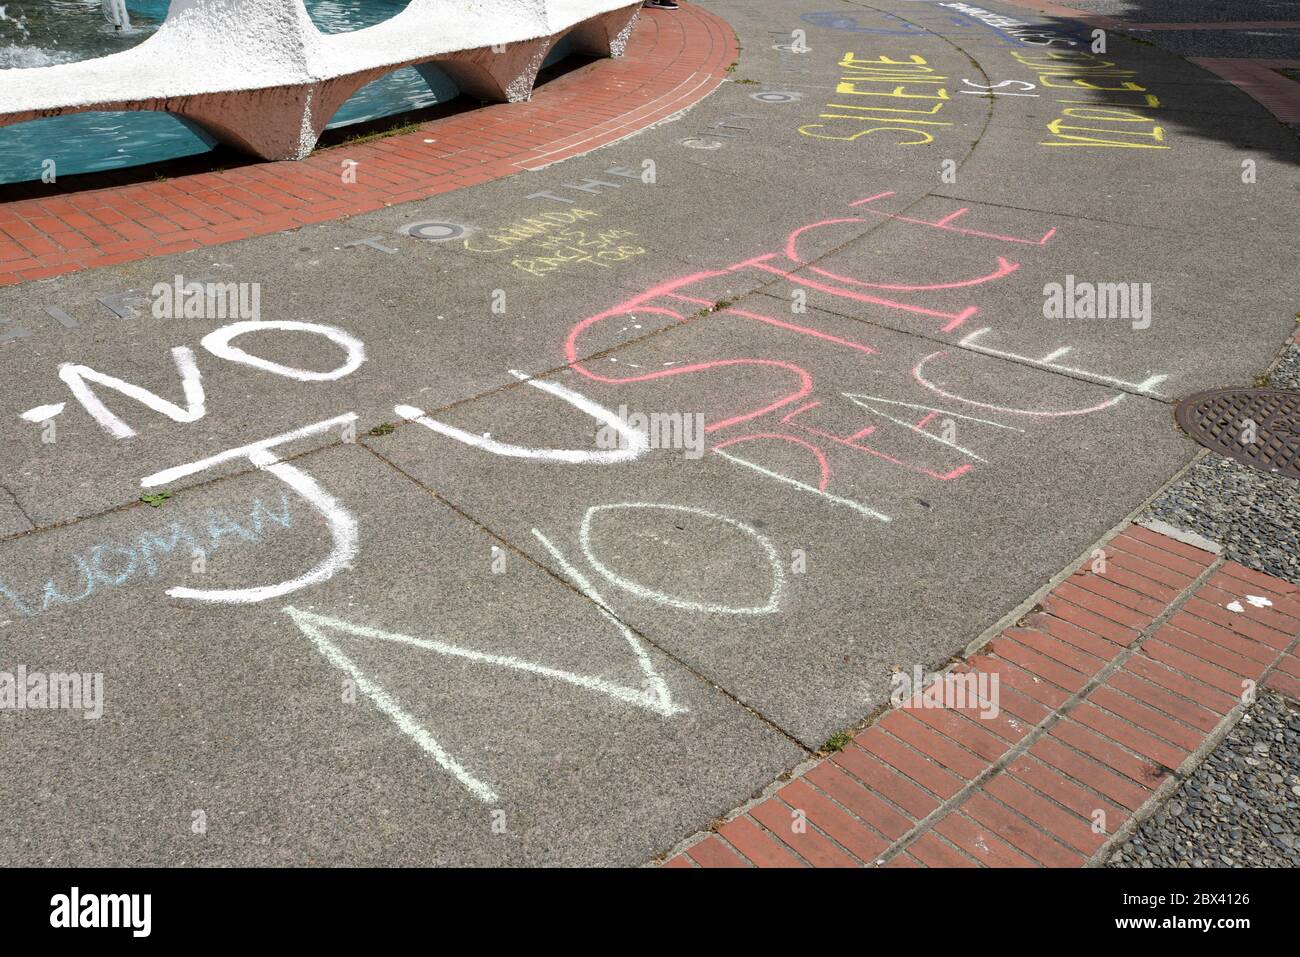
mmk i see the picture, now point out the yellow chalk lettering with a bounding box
[800,122,936,145]
[1041,137,1169,149]
[799,123,863,141]
[1061,107,1151,122]
[1041,76,1144,90]
[841,53,929,69]
[1043,118,1168,148]
[1058,95,1160,108]
[828,99,947,115]
[1072,79,1149,92]
[1047,118,1163,137]
[1012,51,1106,65]
[835,82,950,99]
[823,110,951,124]
[837,72,946,83]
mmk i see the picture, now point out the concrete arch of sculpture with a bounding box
[0,0,642,161]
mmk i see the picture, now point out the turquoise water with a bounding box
[0,1,565,185]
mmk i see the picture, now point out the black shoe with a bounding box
[644,0,680,9]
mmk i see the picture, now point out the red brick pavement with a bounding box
[1188,58,1300,125]
[664,523,1300,868]
[0,2,736,287]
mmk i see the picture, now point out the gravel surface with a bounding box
[1270,343,1300,389]
[1108,692,1300,868]
[1139,453,1300,584]
[1117,341,1300,868]
[1140,343,1300,584]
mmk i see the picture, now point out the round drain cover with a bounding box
[1174,387,1300,479]
[403,221,466,242]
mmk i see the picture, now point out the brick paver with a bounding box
[663,523,1300,867]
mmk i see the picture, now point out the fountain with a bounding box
[0,1,640,185]
[102,0,131,32]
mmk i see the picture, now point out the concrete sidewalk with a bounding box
[0,0,1296,866]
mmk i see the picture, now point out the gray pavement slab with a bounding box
[364,307,1195,744]
[789,208,1299,395]
[0,198,716,526]
[0,442,800,865]
[0,484,32,537]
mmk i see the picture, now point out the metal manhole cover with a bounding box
[1175,388,1300,479]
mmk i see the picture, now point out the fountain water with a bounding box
[0,4,30,46]
[102,0,131,32]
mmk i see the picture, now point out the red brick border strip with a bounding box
[0,3,735,287]
[664,524,1300,868]
[1187,58,1300,125]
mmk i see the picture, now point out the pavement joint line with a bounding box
[7,308,864,534]
[383,367,574,424]
[0,429,346,546]
[958,446,1213,664]
[0,286,807,548]
[666,10,1022,316]
[871,551,1229,867]
[831,0,998,167]
[497,195,941,395]
[758,290,1178,405]
[654,735,877,865]
[0,481,35,530]
[354,439,817,757]
[930,192,1185,235]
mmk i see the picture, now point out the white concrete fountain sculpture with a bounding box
[102,0,133,32]
[0,0,641,161]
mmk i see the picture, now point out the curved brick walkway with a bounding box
[0,3,736,287]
